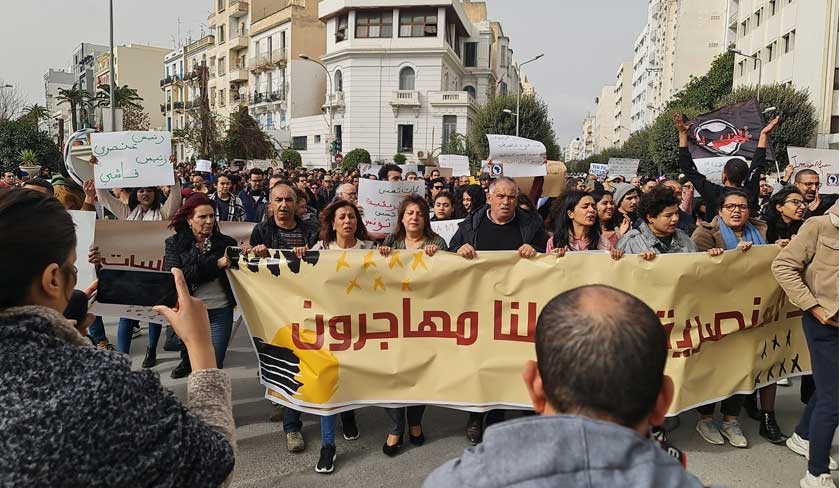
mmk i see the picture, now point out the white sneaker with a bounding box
[778,377,791,386]
[800,471,837,488]
[696,418,724,445]
[788,433,839,470]
[720,420,748,448]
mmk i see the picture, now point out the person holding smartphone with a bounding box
[0,189,235,487]
[164,193,238,379]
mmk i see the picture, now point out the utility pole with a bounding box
[108,0,117,132]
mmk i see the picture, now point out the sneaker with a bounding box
[696,418,724,445]
[342,414,359,441]
[286,432,305,453]
[778,377,791,387]
[759,411,788,445]
[315,444,336,474]
[800,471,837,488]
[720,419,748,448]
[95,340,116,351]
[787,433,839,470]
[132,324,142,339]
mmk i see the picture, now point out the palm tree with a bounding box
[95,84,144,110]
[56,84,90,132]
[19,104,50,129]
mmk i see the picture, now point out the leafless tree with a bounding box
[0,82,26,122]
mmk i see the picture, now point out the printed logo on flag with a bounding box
[692,119,752,157]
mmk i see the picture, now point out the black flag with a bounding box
[687,99,774,161]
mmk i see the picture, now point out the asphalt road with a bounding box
[111,321,837,488]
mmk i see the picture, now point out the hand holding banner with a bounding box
[91,131,173,189]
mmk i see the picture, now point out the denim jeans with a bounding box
[321,415,337,446]
[117,318,161,354]
[794,313,838,476]
[179,307,234,369]
[87,316,107,344]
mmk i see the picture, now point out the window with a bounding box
[770,0,777,15]
[754,52,760,70]
[442,116,457,148]
[335,70,343,92]
[335,125,342,147]
[464,42,478,67]
[754,8,762,27]
[292,136,308,150]
[834,68,839,90]
[218,57,226,76]
[783,30,796,53]
[399,9,437,37]
[710,14,721,21]
[336,15,348,42]
[217,0,224,11]
[741,19,749,37]
[398,125,414,152]
[766,42,775,62]
[464,85,476,99]
[832,116,840,134]
[314,135,322,144]
[709,42,720,48]
[218,26,225,44]
[356,11,393,38]
[499,81,508,96]
[738,60,745,76]
[399,67,415,90]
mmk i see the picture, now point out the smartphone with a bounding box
[64,289,90,324]
[96,269,178,308]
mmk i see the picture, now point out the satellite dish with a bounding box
[417,151,425,158]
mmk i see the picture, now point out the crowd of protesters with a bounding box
[0,111,837,487]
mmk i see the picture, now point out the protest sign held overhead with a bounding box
[607,158,639,179]
[687,99,774,161]
[195,159,212,173]
[438,154,471,176]
[486,134,547,177]
[787,147,840,194]
[589,163,608,179]
[91,131,173,189]
[358,179,425,234]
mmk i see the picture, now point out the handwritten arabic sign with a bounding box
[438,155,470,176]
[607,158,640,179]
[694,157,748,185]
[227,246,809,415]
[430,219,464,247]
[787,147,839,195]
[486,135,547,177]
[358,179,424,234]
[91,131,173,189]
[589,163,608,179]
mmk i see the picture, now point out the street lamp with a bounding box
[507,53,544,137]
[300,54,334,167]
[0,84,12,88]
[109,0,116,131]
[729,48,762,102]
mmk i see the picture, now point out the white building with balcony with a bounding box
[43,68,75,142]
[161,48,188,161]
[613,61,633,147]
[208,0,253,119]
[727,0,839,148]
[289,0,520,168]
[593,85,616,154]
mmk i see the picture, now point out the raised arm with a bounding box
[675,113,721,205]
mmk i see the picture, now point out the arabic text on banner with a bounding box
[607,158,640,179]
[91,131,173,189]
[226,246,809,415]
[358,179,425,234]
[787,147,839,195]
[486,135,547,177]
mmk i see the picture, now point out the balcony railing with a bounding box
[248,91,285,105]
[228,0,248,17]
[248,49,287,71]
[323,91,345,108]
[389,90,421,107]
[173,101,185,110]
[428,91,476,107]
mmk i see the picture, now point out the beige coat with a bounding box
[771,203,839,320]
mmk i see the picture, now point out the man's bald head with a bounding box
[535,285,667,428]
[336,183,357,203]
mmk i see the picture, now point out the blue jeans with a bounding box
[794,312,838,476]
[87,316,107,344]
[284,410,350,446]
[117,318,161,354]
[178,307,234,369]
[321,415,337,446]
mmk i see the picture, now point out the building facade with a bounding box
[43,69,75,142]
[161,48,188,161]
[593,85,616,154]
[613,61,633,147]
[208,0,252,120]
[728,0,839,148]
[94,44,170,130]
[294,0,521,168]
[71,43,109,129]
[580,114,595,160]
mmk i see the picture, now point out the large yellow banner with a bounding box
[226,246,810,415]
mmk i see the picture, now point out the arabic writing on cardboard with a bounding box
[91,131,173,189]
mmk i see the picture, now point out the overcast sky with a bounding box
[1,0,647,146]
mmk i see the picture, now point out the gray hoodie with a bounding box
[424,414,705,488]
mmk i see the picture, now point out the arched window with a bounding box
[399,67,415,90]
[464,85,476,99]
[334,70,343,92]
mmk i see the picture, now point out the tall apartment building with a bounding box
[613,61,633,147]
[94,44,170,130]
[631,0,727,130]
[291,0,522,168]
[593,85,616,154]
[208,0,252,119]
[246,0,327,147]
[43,69,75,142]
[728,0,839,148]
[161,48,188,161]
[580,115,595,159]
[71,43,109,129]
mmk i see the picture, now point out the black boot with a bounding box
[141,347,157,368]
[743,392,761,421]
[759,411,788,445]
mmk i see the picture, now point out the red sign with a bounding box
[334,153,344,165]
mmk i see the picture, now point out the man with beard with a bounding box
[612,182,641,233]
[789,169,839,218]
[237,168,268,222]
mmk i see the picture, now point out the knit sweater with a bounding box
[0,306,236,487]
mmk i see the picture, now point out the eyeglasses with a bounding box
[721,203,748,212]
[433,185,444,190]
[798,182,821,188]
[784,199,807,207]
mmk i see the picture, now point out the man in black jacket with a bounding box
[448,177,548,444]
[247,183,318,257]
[676,113,779,221]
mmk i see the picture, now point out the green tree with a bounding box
[184,109,226,161]
[18,149,37,167]
[280,149,302,168]
[56,84,91,132]
[342,148,371,172]
[0,120,62,173]
[716,84,818,167]
[469,94,560,161]
[95,84,144,110]
[666,51,735,112]
[18,104,50,129]
[223,108,275,161]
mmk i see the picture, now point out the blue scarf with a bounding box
[719,220,767,250]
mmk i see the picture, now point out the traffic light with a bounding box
[330,140,342,155]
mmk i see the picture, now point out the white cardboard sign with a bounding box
[607,158,640,179]
[430,218,464,247]
[486,135,547,177]
[787,147,839,194]
[358,179,425,234]
[438,155,471,176]
[91,131,173,189]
